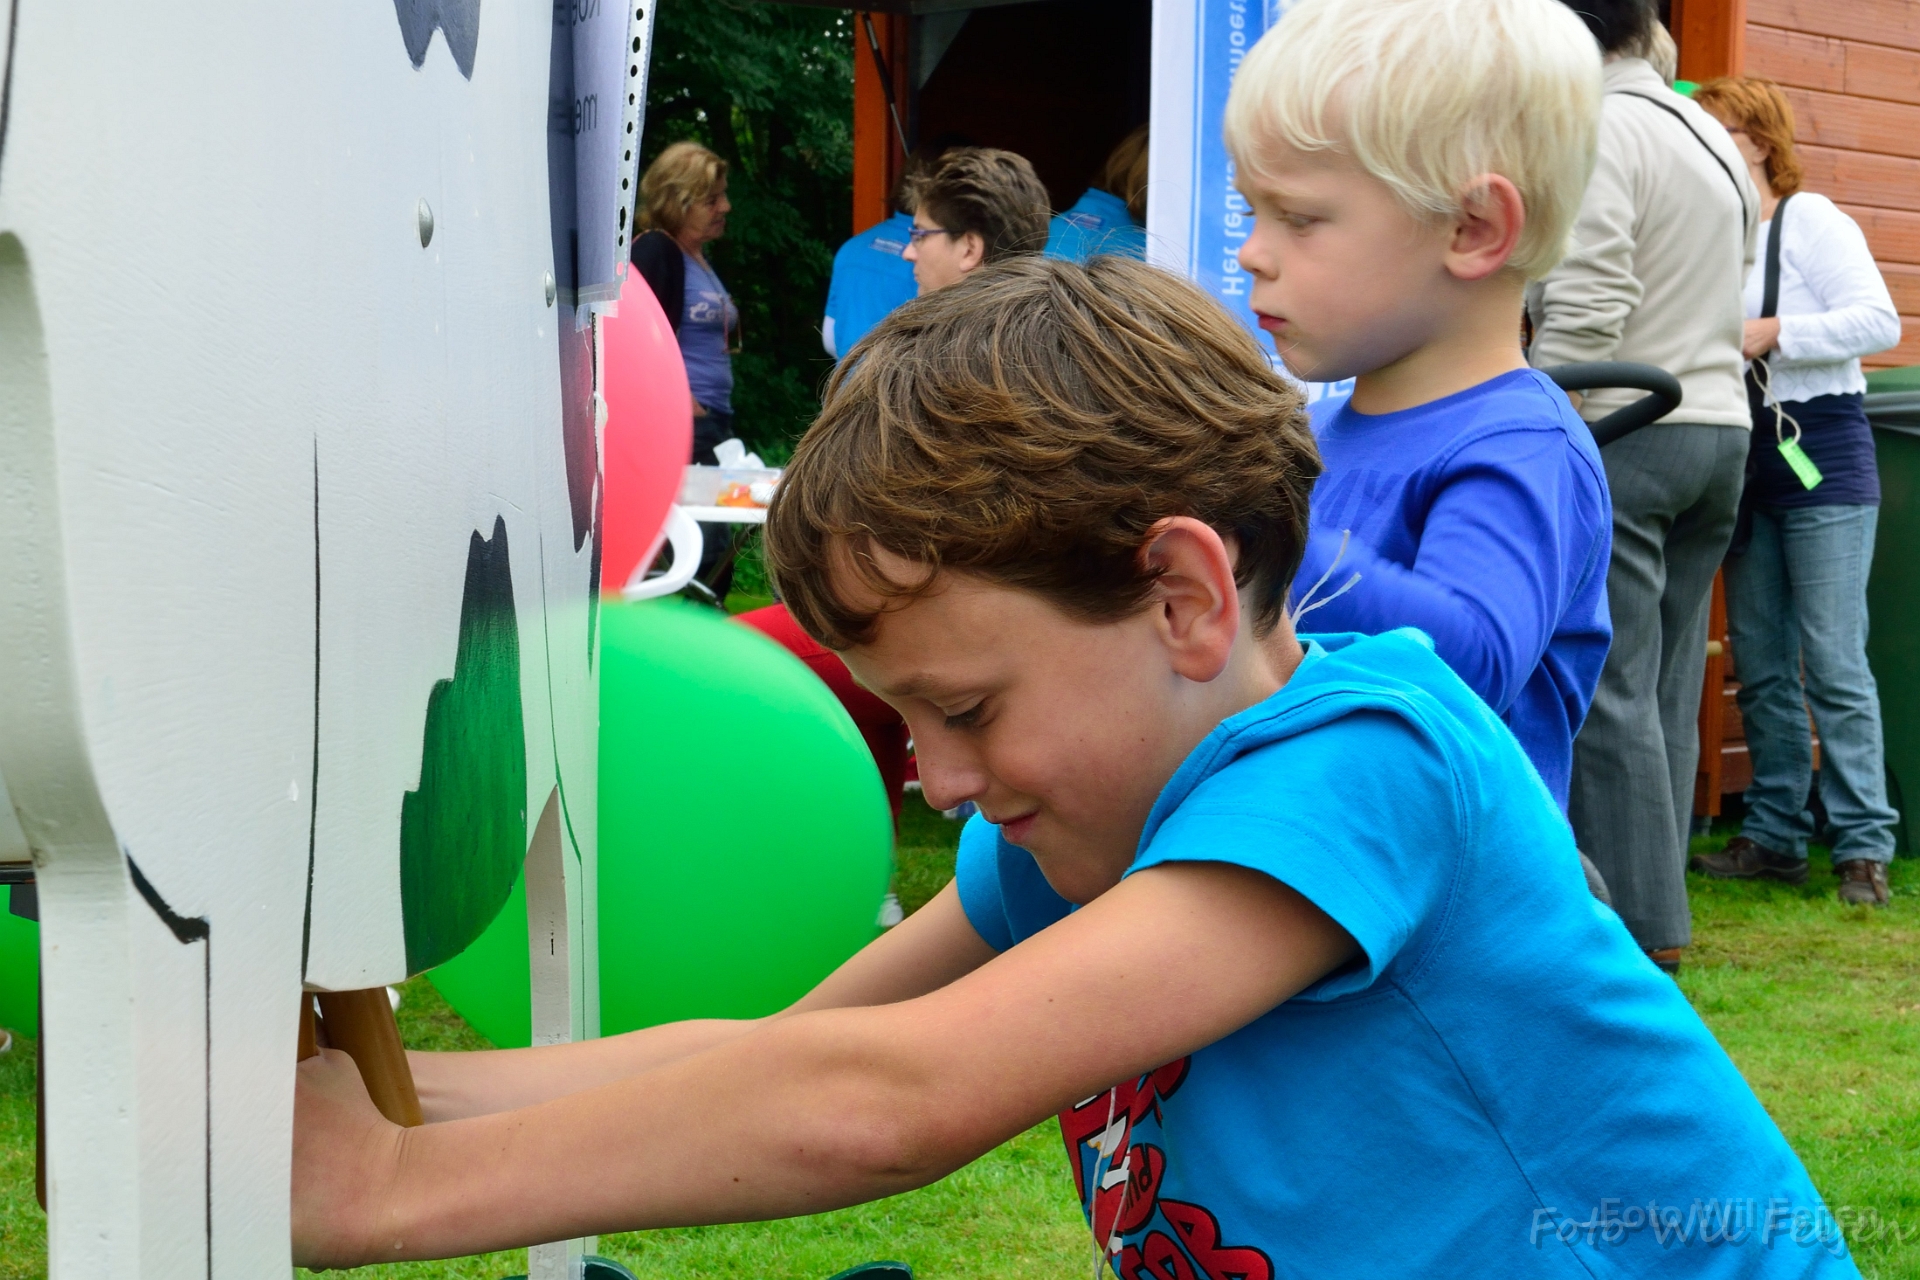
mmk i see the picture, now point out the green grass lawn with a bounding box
[3,812,1918,1277]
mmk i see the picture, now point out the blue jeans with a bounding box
[1726,504,1898,863]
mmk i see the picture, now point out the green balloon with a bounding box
[432,599,893,1046]
[425,867,530,1050]
[0,905,37,1040]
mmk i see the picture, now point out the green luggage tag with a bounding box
[1777,434,1824,491]
[1752,354,1822,492]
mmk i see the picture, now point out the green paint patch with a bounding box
[400,518,529,975]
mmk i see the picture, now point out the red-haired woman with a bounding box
[1690,77,1903,905]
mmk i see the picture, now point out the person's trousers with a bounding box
[1570,423,1748,951]
[692,409,738,598]
[1726,503,1897,864]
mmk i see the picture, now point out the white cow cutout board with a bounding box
[0,0,654,1273]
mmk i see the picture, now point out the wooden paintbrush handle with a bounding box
[297,994,319,1061]
[312,988,424,1127]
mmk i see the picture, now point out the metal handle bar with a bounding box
[1539,361,1683,447]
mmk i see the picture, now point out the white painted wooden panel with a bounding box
[0,0,612,1271]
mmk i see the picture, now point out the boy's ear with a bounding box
[1142,517,1241,683]
[1445,174,1525,283]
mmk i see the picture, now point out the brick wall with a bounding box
[1746,0,1920,368]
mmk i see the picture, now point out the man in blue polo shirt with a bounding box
[821,207,917,360]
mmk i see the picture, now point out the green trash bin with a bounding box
[1866,365,1920,853]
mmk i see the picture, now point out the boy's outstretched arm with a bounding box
[1296,430,1605,714]
[409,879,999,1121]
[293,862,1356,1266]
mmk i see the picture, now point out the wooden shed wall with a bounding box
[1746,0,1920,368]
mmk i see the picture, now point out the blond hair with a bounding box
[640,141,727,237]
[1225,0,1602,280]
[1692,77,1803,198]
[766,256,1318,649]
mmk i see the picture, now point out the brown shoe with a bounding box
[1645,947,1683,976]
[1836,859,1891,907]
[1690,836,1808,885]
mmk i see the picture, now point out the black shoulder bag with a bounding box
[1730,193,1803,557]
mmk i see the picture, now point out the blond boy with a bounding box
[1226,0,1614,820]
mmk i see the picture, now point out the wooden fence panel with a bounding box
[1841,204,1920,264]
[1798,145,1920,212]
[1882,263,1920,314]
[1749,0,1920,52]
[1747,23,1847,89]
[1783,86,1920,160]
[1845,40,1920,106]
[1866,322,1920,369]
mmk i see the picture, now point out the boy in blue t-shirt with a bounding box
[1226,0,1613,809]
[292,252,1855,1278]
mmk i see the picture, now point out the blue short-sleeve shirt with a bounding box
[958,631,1854,1279]
[678,251,735,413]
[822,212,919,359]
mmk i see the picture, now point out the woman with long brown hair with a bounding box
[1689,76,1903,905]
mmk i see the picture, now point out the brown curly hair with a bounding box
[1693,77,1803,197]
[764,255,1320,649]
[915,147,1053,263]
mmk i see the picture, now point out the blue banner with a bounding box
[1148,0,1353,404]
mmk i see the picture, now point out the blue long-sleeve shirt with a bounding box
[1290,368,1612,807]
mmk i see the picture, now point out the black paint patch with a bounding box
[587,485,602,661]
[127,855,209,944]
[302,448,320,980]
[0,0,19,189]
[392,0,480,79]
[398,518,528,974]
[123,851,214,1273]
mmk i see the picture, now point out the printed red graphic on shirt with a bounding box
[1059,1060,1273,1280]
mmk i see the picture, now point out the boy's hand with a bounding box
[291,1048,406,1268]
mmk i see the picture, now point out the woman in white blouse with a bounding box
[1692,77,1903,905]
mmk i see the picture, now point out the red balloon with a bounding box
[600,272,694,599]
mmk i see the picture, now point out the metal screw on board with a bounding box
[417,199,434,248]
[544,272,557,307]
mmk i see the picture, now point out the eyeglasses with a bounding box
[907,226,957,244]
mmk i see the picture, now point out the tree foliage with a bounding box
[641,0,854,459]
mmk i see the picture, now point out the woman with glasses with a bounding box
[1689,76,1904,905]
[900,148,1051,297]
